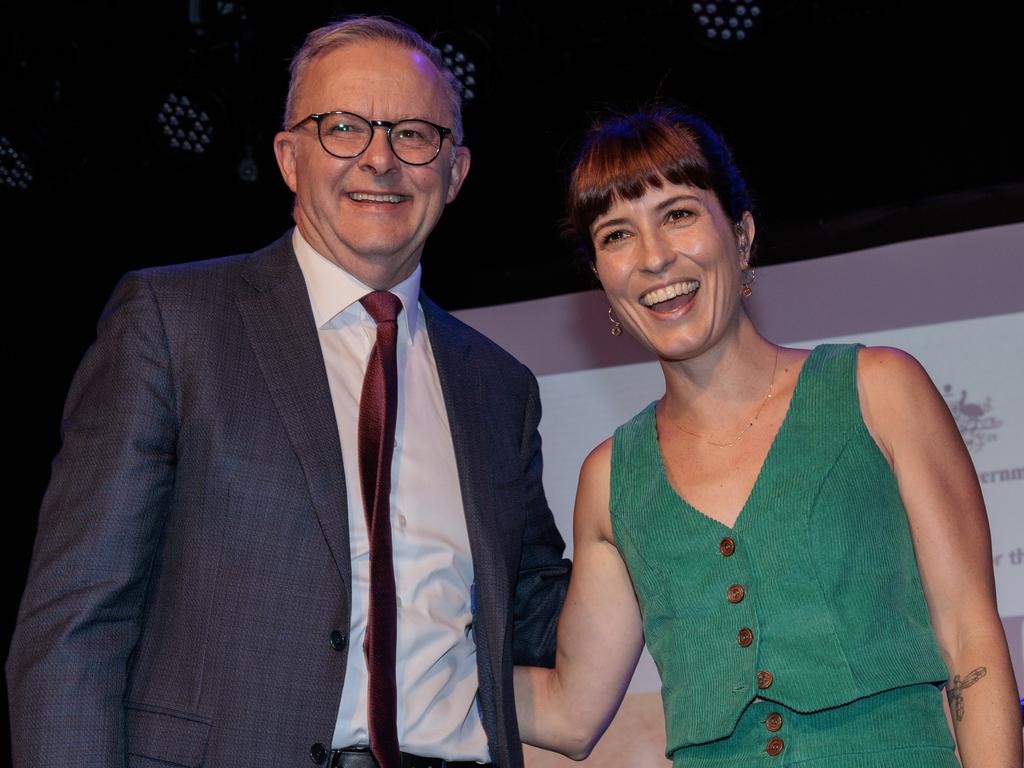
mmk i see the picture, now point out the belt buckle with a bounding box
[329,747,377,768]
[401,754,444,768]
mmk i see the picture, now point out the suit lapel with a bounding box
[234,234,352,592]
[422,296,509,729]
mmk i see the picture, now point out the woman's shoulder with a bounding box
[855,345,936,400]
[575,438,615,542]
[579,398,661,511]
[582,437,613,474]
[854,346,946,463]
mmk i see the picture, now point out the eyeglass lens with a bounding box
[318,113,442,164]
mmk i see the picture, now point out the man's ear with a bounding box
[273,131,299,194]
[445,145,471,204]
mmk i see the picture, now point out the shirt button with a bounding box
[719,537,736,557]
[765,712,783,732]
[398,514,407,527]
[766,737,784,756]
[310,743,328,765]
[396,596,403,608]
[329,630,346,651]
[737,627,754,647]
[727,584,746,603]
[757,670,774,689]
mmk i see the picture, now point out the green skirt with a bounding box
[672,684,958,767]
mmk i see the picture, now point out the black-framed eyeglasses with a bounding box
[290,111,454,166]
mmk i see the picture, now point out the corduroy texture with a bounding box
[676,685,956,766]
[610,344,950,760]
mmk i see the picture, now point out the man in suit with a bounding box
[7,16,569,768]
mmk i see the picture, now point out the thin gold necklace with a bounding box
[670,348,780,448]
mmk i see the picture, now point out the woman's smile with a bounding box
[639,279,701,311]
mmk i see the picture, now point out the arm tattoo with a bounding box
[946,666,987,722]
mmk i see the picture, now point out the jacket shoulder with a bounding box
[124,233,295,295]
[422,295,533,382]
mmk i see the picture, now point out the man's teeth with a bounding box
[349,192,404,203]
[640,280,700,307]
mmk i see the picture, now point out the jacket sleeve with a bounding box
[6,272,178,768]
[510,369,571,668]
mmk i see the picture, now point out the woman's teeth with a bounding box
[640,280,700,307]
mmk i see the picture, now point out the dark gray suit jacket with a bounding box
[7,233,570,768]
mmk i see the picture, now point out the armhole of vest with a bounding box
[845,343,902,480]
[846,343,875,436]
[608,402,656,537]
[609,424,625,524]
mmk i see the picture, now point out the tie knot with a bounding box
[360,291,403,325]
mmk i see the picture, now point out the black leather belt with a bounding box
[329,747,493,768]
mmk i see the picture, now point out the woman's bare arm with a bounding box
[514,439,646,759]
[859,347,1022,767]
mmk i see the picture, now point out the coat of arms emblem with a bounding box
[942,384,1002,453]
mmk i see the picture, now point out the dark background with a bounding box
[3,0,1022,750]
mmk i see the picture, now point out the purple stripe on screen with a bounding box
[453,225,1024,376]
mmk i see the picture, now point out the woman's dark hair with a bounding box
[567,105,752,263]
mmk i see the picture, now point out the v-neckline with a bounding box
[650,351,814,531]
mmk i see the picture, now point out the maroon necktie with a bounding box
[357,291,403,768]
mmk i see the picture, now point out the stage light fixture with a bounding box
[156,93,214,155]
[691,0,760,41]
[1,136,33,191]
[440,42,479,103]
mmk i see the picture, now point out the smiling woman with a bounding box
[513,106,1022,767]
[568,109,755,363]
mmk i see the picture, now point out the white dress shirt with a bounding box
[292,230,489,761]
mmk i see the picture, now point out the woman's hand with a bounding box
[514,439,646,759]
[858,347,1022,767]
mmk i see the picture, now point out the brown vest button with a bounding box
[727,584,746,603]
[719,537,736,556]
[757,670,774,689]
[737,627,754,647]
[764,712,783,732]
[766,737,784,756]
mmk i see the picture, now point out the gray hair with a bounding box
[283,15,464,145]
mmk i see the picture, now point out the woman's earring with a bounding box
[608,307,623,336]
[740,260,756,297]
[736,223,756,297]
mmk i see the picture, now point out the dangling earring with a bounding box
[737,226,755,297]
[740,260,756,297]
[608,307,623,336]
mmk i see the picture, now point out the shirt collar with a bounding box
[292,228,421,339]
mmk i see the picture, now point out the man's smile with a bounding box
[348,191,408,203]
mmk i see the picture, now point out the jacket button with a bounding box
[757,670,774,689]
[727,584,745,603]
[766,737,784,756]
[329,630,346,651]
[765,712,783,732]
[719,537,736,556]
[310,743,328,765]
[737,627,754,647]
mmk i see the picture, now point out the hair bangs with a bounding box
[572,120,714,237]
[566,106,751,264]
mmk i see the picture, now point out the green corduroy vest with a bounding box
[610,344,949,754]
